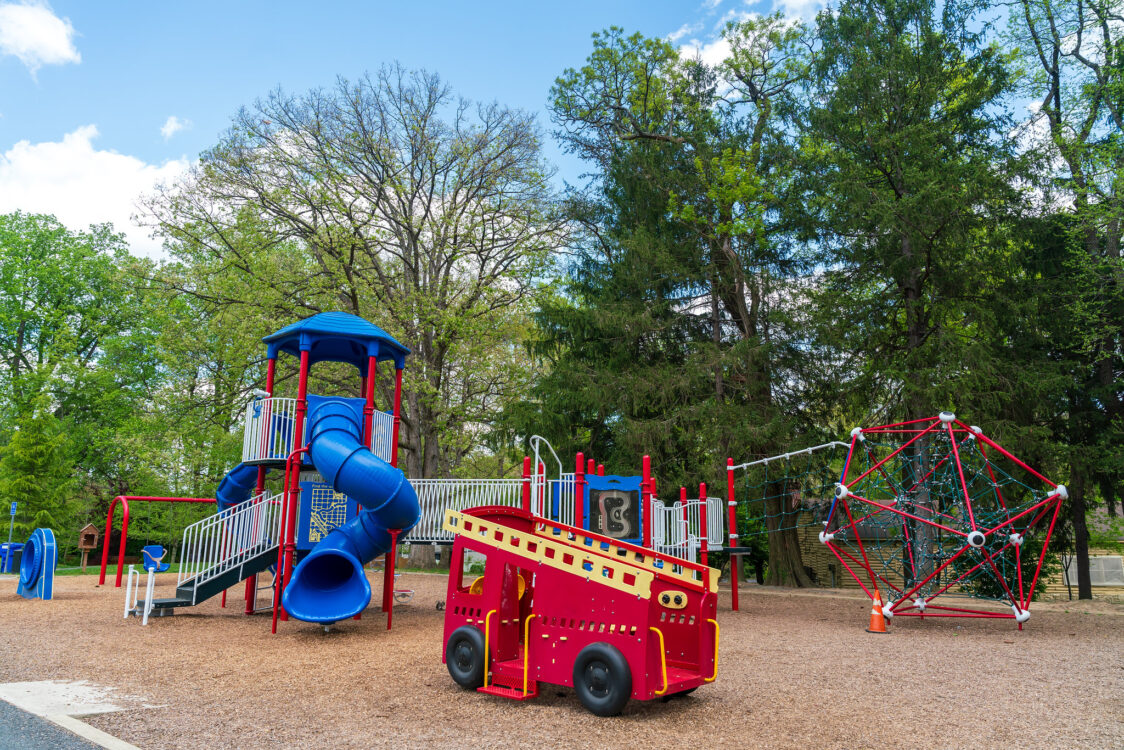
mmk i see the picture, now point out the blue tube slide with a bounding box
[281,397,419,623]
[215,462,261,512]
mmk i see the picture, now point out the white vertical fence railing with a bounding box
[411,479,524,542]
[178,492,283,593]
[369,409,394,464]
[242,398,298,463]
[242,397,393,464]
[649,496,725,561]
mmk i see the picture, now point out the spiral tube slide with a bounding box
[281,398,419,623]
[215,462,261,512]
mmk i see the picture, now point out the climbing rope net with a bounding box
[736,413,1065,626]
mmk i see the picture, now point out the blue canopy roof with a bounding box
[262,312,410,370]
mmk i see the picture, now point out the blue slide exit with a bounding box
[281,397,420,623]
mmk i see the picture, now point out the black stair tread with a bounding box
[138,597,191,609]
[173,546,280,607]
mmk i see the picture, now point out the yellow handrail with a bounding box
[705,618,719,682]
[482,609,497,688]
[522,613,538,696]
[649,626,668,695]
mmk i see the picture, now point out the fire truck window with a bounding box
[460,549,487,593]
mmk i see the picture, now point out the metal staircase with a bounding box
[140,492,284,614]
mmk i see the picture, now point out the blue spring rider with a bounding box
[17,528,57,600]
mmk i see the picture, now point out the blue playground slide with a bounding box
[215,462,261,512]
[281,397,420,623]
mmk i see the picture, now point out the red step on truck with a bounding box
[440,505,720,716]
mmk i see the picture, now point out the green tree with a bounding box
[1010,0,1123,599]
[535,19,827,585]
[0,401,75,539]
[797,0,1027,587]
[142,67,563,478]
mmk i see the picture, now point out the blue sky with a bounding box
[0,0,818,255]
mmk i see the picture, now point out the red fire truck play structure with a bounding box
[441,505,720,716]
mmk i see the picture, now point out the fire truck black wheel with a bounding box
[573,643,632,716]
[445,626,487,689]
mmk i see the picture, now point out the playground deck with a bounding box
[1,573,1121,750]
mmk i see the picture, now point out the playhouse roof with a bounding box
[262,312,410,370]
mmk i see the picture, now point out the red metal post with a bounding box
[727,458,739,611]
[641,455,652,548]
[391,367,403,468]
[597,464,604,476]
[362,355,378,446]
[574,453,585,529]
[99,496,214,587]
[521,457,532,514]
[246,358,277,613]
[279,349,310,621]
[680,487,689,560]
[698,482,708,568]
[383,529,400,630]
[586,458,595,476]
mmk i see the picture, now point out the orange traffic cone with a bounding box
[866,591,888,634]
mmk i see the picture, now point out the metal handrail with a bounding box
[178,492,283,593]
[730,441,851,471]
[650,626,668,695]
[411,478,524,542]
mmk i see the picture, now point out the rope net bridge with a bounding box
[730,413,1065,628]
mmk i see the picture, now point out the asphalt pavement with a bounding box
[0,699,100,749]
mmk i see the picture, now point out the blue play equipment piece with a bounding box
[141,545,171,573]
[215,461,263,512]
[281,396,420,624]
[262,311,410,369]
[16,528,56,600]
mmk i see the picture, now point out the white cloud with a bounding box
[774,0,827,20]
[0,1,80,74]
[680,36,734,68]
[160,115,191,140]
[0,125,190,258]
[702,0,724,9]
[668,22,703,43]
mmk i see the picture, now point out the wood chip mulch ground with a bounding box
[1,572,1121,749]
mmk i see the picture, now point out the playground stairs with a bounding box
[480,656,538,701]
[139,543,279,614]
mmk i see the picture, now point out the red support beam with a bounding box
[521,456,532,514]
[726,458,739,612]
[574,453,585,529]
[698,482,708,568]
[362,355,378,447]
[383,529,400,629]
[99,496,214,588]
[391,367,403,468]
[641,455,652,549]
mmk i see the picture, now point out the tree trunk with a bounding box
[763,480,814,587]
[1070,467,1093,600]
[1103,477,1117,518]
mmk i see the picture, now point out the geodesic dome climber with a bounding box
[726,412,1065,629]
[821,412,1065,629]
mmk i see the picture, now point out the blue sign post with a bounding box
[6,502,14,548]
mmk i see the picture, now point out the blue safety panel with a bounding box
[263,312,410,369]
[584,475,645,545]
[296,476,360,551]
